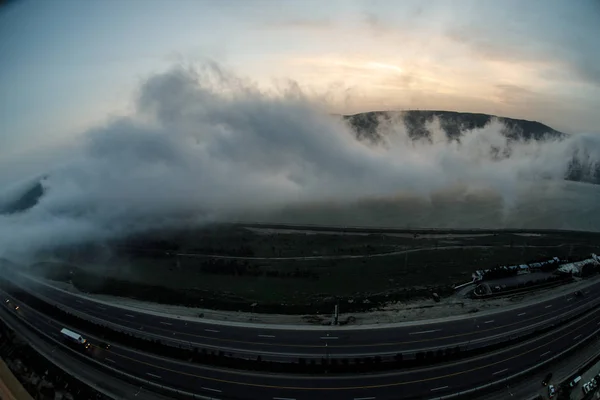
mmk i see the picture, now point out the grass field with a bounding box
[33,225,600,313]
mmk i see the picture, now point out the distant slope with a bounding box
[345,110,600,185]
[344,110,565,142]
[0,180,44,215]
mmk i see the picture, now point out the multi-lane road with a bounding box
[6,272,600,360]
[3,287,600,400]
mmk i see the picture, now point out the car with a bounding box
[98,342,111,350]
[574,290,584,297]
[543,373,553,386]
[6,299,19,310]
[548,384,556,398]
[583,382,593,395]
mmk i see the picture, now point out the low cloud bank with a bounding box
[1,65,599,260]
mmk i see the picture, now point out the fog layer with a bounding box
[1,65,599,259]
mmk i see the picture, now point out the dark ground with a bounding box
[25,225,600,314]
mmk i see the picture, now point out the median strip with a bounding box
[492,368,508,375]
[201,387,222,393]
[409,329,441,335]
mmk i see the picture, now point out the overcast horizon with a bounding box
[1,1,599,165]
[1,0,600,258]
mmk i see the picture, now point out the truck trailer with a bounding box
[60,328,90,349]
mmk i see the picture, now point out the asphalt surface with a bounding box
[6,272,600,359]
[0,305,176,400]
[481,338,600,400]
[3,290,600,400]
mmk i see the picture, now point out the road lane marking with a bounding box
[492,368,508,375]
[585,291,590,294]
[484,320,495,324]
[201,387,222,393]
[409,329,441,335]
[258,334,276,338]
[146,373,161,379]
[567,297,573,301]
[205,329,220,333]
[97,306,106,310]
[574,335,582,341]
[540,351,552,357]
[159,322,172,326]
[431,386,448,391]
[125,314,135,318]
[75,300,83,304]
[545,305,553,309]
[105,358,116,363]
[517,313,526,316]
[354,397,376,400]
[320,336,338,340]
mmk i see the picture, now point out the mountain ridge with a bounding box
[344,110,565,143]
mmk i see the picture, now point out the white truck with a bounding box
[60,328,91,349]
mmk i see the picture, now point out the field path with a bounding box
[173,243,579,261]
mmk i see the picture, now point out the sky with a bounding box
[1,0,600,258]
[1,0,600,185]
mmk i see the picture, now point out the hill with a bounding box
[345,110,600,185]
[344,110,565,143]
[0,180,44,215]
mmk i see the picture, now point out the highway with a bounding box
[6,271,600,359]
[3,289,600,400]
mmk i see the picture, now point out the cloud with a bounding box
[445,1,600,87]
[492,84,564,114]
[1,64,599,262]
[260,18,334,31]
